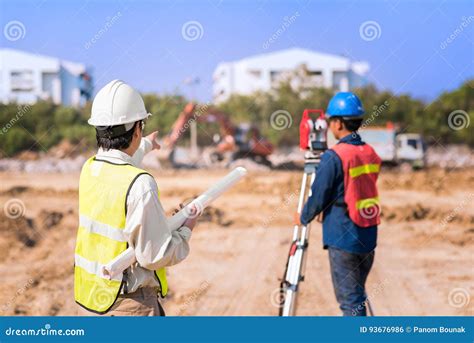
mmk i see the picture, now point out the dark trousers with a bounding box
[77,287,165,316]
[328,247,375,316]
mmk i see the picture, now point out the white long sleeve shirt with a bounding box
[95,138,192,294]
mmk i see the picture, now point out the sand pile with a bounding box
[0,210,64,258]
[382,203,474,225]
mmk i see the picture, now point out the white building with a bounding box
[213,48,370,103]
[0,48,93,107]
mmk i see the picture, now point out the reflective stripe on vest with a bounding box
[74,156,168,314]
[79,214,127,242]
[331,142,382,228]
[356,197,380,210]
[75,253,122,282]
[349,164,380,178]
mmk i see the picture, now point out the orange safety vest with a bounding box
[331,142,382,227]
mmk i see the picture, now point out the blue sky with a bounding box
[1,0,473,102]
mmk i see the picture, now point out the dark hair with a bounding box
[96,121,139,151]
[329,117,363,132]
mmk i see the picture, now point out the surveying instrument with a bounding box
[278,109,328,316]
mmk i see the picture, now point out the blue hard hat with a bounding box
[326,92,365,117]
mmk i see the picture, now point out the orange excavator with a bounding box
[164,102,274,167]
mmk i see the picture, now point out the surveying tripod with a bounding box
[278,150,321,316]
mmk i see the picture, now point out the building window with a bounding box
[79,72,93,100]
[11,70,34,91]
[307,70,324,88]
[270,70,282,83]
[42,72,56,92]
[332,71,349,91]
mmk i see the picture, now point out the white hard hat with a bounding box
[89,80,151,127]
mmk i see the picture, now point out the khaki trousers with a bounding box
[77,287,165,316]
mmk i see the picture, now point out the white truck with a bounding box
[358,126,426,169]
[327,124,426,169]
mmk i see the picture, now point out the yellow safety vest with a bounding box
[74,156,168,314]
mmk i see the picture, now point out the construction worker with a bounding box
[298,92,381,316]
[75,80,198,316]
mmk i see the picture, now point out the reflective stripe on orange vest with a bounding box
[349,164,380,178]
[355,197,380,210]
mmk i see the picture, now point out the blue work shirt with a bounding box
[300,133,377,254]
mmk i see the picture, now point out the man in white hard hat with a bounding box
[74,80,198,316]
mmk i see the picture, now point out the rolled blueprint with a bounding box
[102,167,248,280]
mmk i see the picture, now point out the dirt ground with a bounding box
[0,167,472,316]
